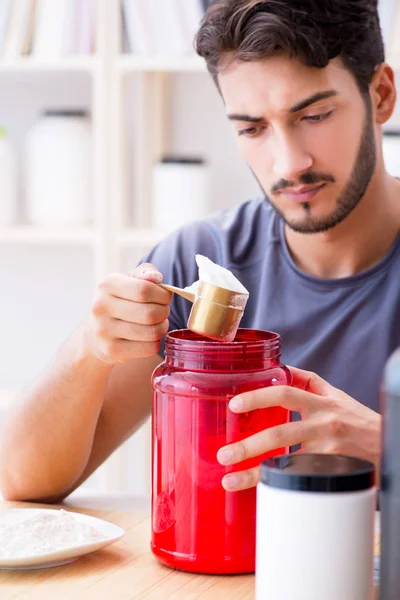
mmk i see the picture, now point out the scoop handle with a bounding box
[158,283,195,303]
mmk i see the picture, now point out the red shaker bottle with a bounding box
[151,329,291,574]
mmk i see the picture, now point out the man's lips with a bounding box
[278,183,327,203]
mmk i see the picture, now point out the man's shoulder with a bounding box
[205,197,274,233]
[175,197,278,265]
[141,198,279,287]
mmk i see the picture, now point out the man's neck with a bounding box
[284,171,400,279]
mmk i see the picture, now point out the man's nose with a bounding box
[272,133,313,181]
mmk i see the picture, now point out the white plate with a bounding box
[0,508,126,570]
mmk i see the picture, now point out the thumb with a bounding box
[130,263,163,284]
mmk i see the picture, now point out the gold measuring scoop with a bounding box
[159,281,248,342]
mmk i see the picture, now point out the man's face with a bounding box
[218,55,377,234]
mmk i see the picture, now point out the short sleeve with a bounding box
[136,221,223,357]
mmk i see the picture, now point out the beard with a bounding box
[261,98,377,234]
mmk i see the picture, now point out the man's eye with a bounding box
[303,111,333,123]
[238,126,264,137]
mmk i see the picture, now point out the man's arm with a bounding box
[0,265,170,502]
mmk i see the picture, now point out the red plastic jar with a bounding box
[151,329,291,575]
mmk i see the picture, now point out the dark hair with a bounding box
[195,0,385,94]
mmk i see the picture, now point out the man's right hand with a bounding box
[83,263,172,365]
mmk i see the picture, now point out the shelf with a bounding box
[118,54,206,73]
[0,56,99,74]
[119,228,166,248]
[0,226,98,246]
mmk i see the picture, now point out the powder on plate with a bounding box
[0,509,106,558]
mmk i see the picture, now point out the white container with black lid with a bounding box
[256,454,376,600]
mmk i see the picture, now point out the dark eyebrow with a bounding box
[227,90,339,123]
[227,114,264,123]
[288,90,339,113]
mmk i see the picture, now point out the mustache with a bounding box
[271,172,335,194]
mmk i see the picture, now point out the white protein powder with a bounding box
[0,509,106,558]
[184,254,249,295]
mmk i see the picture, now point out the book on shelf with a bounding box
[122,0,154,56]
[141,0,169,56]
[148,0,191,56]
[76,0,96,55]
[32,0,69,59]
[2,0,36,59]
[62,0,95,56]
[378,0,397,53]
[178,0,205,54]
[0,0,96,60]
[0,0,13,55]
[387,0,400,68]
[122,0,207,57]
[61,0,79,55]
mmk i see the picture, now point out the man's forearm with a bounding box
[0,325,113,501]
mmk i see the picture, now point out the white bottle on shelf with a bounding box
[383,131,400,177]
[0,127,18,226]
[151,156,210,232]
[25,109,92,227]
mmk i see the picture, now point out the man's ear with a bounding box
[370,63,397,125]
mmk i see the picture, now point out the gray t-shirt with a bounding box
[140,198,400,413]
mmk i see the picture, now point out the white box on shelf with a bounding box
[2,0,36,60]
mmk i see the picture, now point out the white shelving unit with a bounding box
[117,54,206,73]
[0,57,99,73]
[0,0,209,497]
[0,225,98,245]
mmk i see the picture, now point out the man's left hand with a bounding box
[217,366,381,492]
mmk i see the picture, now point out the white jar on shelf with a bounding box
[151,156,210,232]
[25,109,92,226]
[383,131,400,177]
[0,127,17,226]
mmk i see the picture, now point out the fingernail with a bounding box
[143,269,158,276]
[218,449,233,464]
[143,269,162,280]
[230,396,243,412]
[224,475,239,490]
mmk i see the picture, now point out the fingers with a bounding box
[93,337,163,363]
[86,264,173,365]
[229,384,323,415]
[104,296,170,326]
[288,366,335,395]
[131,263,164,283]
[222,466,261,492]
[99,273,171,305]
[106,317,170,343]
[217,420,311,467]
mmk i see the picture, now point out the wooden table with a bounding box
[0,500,381,600]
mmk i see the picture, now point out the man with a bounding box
[0,0,399,501]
